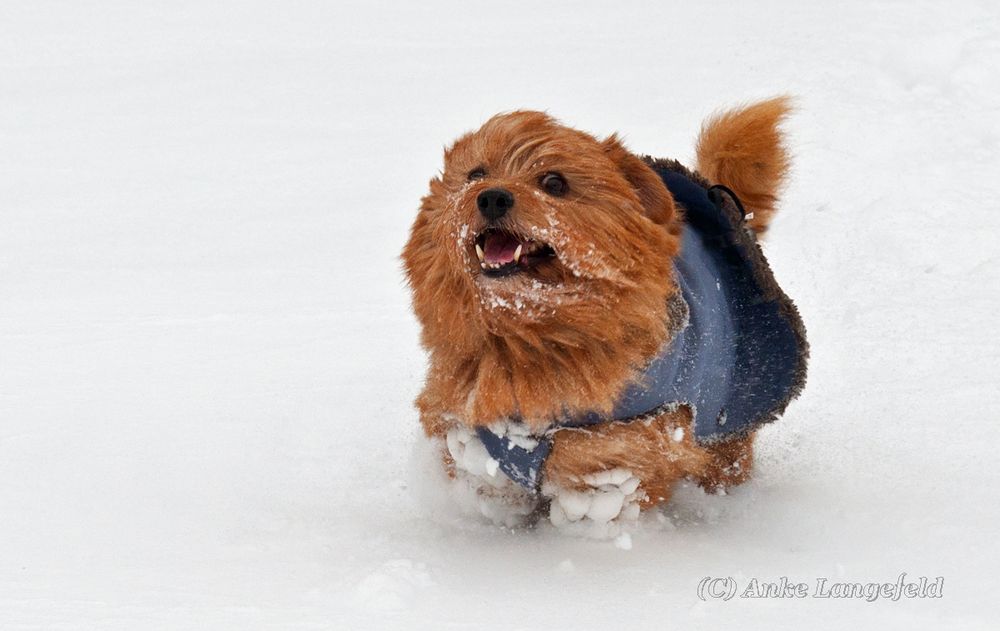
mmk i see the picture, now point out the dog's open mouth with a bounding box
[474,228,556,277]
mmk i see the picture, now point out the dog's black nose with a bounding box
[477,188,514,221]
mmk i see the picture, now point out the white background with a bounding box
[2,1,999,628]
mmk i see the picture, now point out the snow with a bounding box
[545,467,645,538]
[489,420,542,451]
[615,533,634,551]
[446,427,500,486]
[445,428,537,527]
[2,1,999,629]
[583,488,626,524]
[556,489,594,522]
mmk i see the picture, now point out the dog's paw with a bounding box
[445,426,539,527]
[542,468,645,538]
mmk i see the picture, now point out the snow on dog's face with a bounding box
[403,112,683,425]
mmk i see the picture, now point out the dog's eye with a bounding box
[468,167,487,181]
[540,172,567,197]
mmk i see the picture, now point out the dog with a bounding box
[402,98,808,535]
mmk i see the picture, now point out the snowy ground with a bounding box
[3,1,1000,628]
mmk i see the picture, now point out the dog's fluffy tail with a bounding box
[696,96,792,234]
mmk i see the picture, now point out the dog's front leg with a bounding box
[541,408,711,536]
[442,424,541,527]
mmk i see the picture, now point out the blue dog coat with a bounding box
[476,160,809,490]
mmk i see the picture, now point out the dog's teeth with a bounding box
[514,244,523,263]
[475,243,485,262]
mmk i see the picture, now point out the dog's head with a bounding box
[403,112,683,423]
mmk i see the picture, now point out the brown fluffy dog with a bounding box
[403,98,792,528]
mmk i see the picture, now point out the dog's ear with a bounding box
[602,135,676,226]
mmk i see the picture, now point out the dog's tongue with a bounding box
[483,232,520,265]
